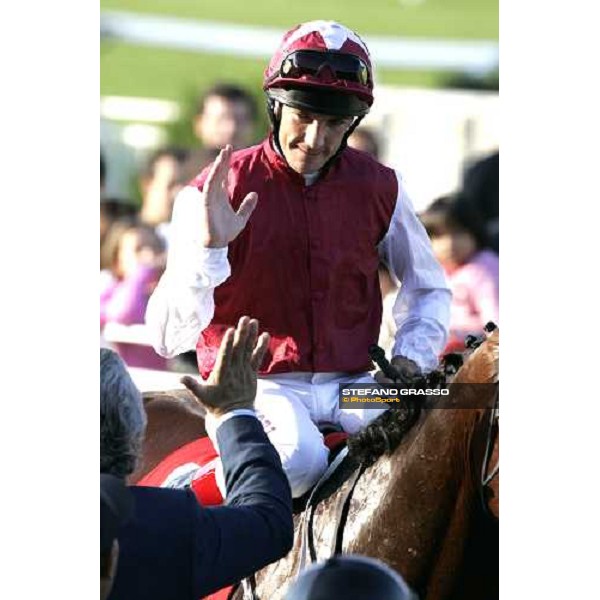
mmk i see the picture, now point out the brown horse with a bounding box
[130,390,207,484]
[133,330,499,600]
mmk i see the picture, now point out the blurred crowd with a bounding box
[100,81,499,372]
[100,18,499,597]
[100,84,260,371]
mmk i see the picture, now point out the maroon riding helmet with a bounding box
[263,21,375,160]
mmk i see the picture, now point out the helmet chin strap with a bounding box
[266,96,366,176]
[266,96,285,156]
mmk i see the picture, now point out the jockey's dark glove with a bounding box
[390,355,422,386]
[374,355,421,387]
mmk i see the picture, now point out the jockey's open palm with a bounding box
[201,145,258,248]
[181,316,269,417]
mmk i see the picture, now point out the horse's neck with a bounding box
[246,333,500,600]
[454,331,499,386]
[346,407,483,585]
[246,408,488,600]
[357,334,499,597]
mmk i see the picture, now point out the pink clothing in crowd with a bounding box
[100,266,167,370]
[444,249,499,351]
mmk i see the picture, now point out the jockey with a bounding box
[146,20,451,498]
[284,555,418,600]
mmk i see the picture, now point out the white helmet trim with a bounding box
[283,21,370,56]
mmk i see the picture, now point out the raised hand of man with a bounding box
[200,145,258,248]
[181,316,269,417]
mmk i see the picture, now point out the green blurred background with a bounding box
[100,0,498,198]
[101,0,498,100]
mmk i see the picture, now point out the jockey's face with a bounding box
[277,105,354,174]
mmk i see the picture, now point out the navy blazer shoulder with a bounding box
[109,415,293,600]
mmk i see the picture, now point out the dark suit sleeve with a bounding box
[190,415,293,597]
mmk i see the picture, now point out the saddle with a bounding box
[137,424,350,506]
[136,435,223,504]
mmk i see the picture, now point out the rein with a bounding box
[331,462,367,555]
[298,446,351,570]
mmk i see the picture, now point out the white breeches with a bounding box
[251,371,388,498]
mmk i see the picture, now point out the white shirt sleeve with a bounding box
[378,172,452,372]
[145,186,231,358]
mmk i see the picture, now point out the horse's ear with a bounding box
[487,327,499,344]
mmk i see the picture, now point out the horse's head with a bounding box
[450,327,499,521]
[454,327,499,385]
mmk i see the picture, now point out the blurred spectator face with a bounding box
[348,128,380,159]
[116,226,165,279]
[430,225,477,269]
[100,201,139,264]
[148,155,180,191]
[194,94,255,150]
[140,152,188,226]
[420,194,488,268]
[100,208,110,242]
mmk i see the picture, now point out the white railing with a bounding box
[127,367,187,393]
[101,11,498,75]
[102,322,155,347]
[101,323,190,392]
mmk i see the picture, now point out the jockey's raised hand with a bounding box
[201,145,258,248]
[181,316,269,417]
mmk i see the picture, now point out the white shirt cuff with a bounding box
[197,247,230,287]
[205,409,259,451]
[393,336,439,373]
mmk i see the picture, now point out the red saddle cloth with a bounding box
[137,432,349,600]
[137,437,223,505]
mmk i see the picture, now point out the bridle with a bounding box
[479,385,499,518]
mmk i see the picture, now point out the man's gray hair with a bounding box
[100,348,147,477]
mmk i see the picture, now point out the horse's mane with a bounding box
[347,400,421,466]
[346,359,455,466]
[347,331,498,467]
